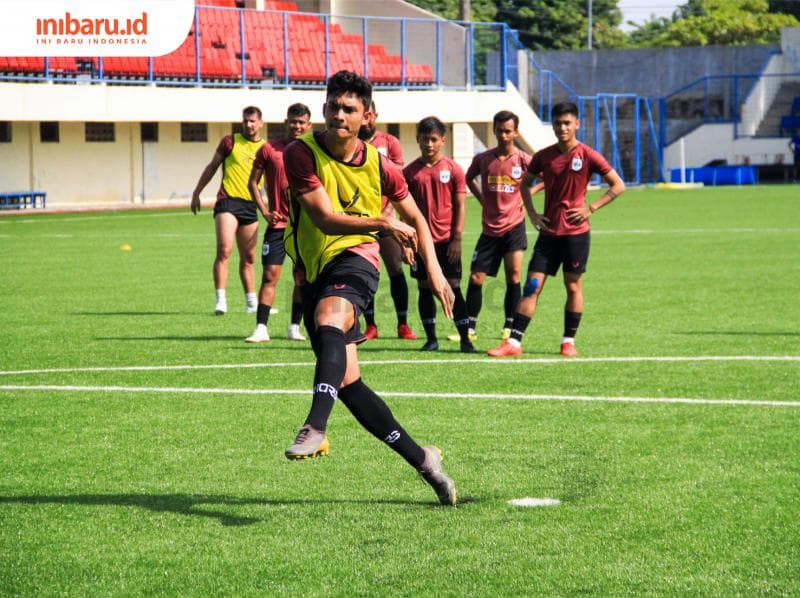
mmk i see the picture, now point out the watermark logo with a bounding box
[1,0,194,56]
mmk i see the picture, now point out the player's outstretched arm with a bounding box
[393,194,455,319]
[191,151,224,214]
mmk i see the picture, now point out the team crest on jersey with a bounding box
[572,156,583,171]
[377,147,388,156]
[511,166,523,179]
[439,170,451,183]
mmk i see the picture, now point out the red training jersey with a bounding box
[403,156,467,244]
[283,131,410,271]
[253,138,291,229]
[368,130,404,212]
[528,141,612,236]
[466,148,532,236]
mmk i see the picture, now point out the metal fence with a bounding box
[0,6,510,90]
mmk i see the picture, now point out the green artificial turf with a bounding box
[1,185,798,596]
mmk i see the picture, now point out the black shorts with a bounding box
[470,220,527,277]
[261,227,287,266]
[301,251,379,356]
[410,241,462,282]
[528,231,591,276]
[213,197,258,226]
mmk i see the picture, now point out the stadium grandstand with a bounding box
[0,0,798,207]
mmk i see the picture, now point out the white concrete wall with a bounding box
[663,123,793,170]
[0,81,553,207]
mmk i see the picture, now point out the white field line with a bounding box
[0,212,190,225]
[0,355,798,377]
[0,384,798,407]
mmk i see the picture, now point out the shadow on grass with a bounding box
[74,311,187,317]
[677,330,800,337]
[95,336,245,342]
[0,493,467,526]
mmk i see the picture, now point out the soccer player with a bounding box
[244,103,313,343]
[488,101,625,358]
[789,129,800,182]
[404,116,476,353]
[191,106,265,315]
[358,101,418,341]
[281,70,457,505]
[463,110,532,342]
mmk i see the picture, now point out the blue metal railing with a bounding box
[0,5,511,91]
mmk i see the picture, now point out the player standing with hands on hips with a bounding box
[281,71,458,505]
[488,101,625,357]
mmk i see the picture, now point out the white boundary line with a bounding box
[1,355,798,377]
[1,384,798,407]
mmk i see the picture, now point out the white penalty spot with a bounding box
[508,497,561,507]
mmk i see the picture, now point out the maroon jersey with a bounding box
[283,132,410,271]
[529,142,612,236]
[368,130,404,212]
[466,148,532,236]
[403,156,466,244]
[368,130,404,167]
[253,138,291,229]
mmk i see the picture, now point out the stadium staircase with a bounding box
[755,81,800,137]
[0,0,434,86]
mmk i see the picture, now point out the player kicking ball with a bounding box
[488,101,625,358]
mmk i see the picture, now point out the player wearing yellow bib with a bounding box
[281,70,458,505]
[191,106,265,315]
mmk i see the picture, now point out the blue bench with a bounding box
[0,191,47,209]
[779,115,800,135]
[670,166,757,186]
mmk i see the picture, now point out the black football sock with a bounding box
[256,304,271,326]
[504,282,521,329]
[418,287,437,342]
[466,282,482,329]
[338,378,426,468]
[364,297,376,327]
[510,313,532,343]
[390,272,409,326]
[291,300,303,326]
[304,325,346,432]
[452,286,470,341]
[564,310,583,339]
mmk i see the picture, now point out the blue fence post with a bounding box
[400,17,406,86]
[324,14,330,82]
[467,23,475,88]
[501,23,508,89]
[634,97,641,184]
[240,8,246,84]
[195,6,202,83]
[732,75,739,138]
[362,17,369,79]
[435,20,441,87]
[283,12,289,85]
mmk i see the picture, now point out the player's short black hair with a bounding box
[493,110,519,130]
[417,116,446,137]
[326,70,372,110]
[286,103,311,119]
[242,105,262,119]
[551,102,579,119]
